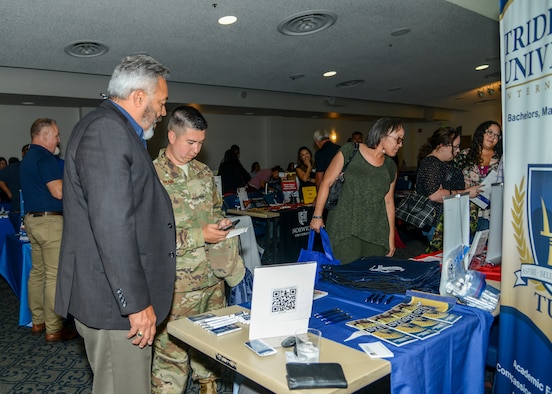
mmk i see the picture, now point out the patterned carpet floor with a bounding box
[0,277,237,394]
[0,277,93,394]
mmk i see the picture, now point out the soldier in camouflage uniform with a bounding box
[151,106,245,394]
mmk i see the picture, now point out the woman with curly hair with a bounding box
[454,120,503,232]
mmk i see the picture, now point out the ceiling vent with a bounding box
[336,79,365,88]
[64,41,109,58]
[277,10,337,36]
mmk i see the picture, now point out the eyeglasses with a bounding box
[450,144,460,151]
[387,135,405,144]
[485,129,502,140]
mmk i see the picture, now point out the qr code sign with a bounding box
[271,287,297,313]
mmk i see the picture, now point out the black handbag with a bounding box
[325,143,359,210]
[395,192,439,228]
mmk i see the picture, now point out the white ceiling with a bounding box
[0,0,500,118]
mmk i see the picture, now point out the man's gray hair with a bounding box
[313,129,330,142]
[107,54,170,100]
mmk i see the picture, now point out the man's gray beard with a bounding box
[143,127,154,140]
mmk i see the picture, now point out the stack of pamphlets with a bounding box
[188,311,250,336]
[346,291,461,347]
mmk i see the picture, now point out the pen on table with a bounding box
[314,308,342,317]
[199,316,237,327]
[374,293,386,304]
[365,294,376,303]
[324,315,351,324]
[201,319,238,330]
[319,312,349,321]
[200,314,237,323]
[314,307,340,315]
[384,295,394,305]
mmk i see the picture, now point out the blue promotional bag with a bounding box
[298,228,340,284]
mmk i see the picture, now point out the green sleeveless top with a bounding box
[326,142,397,250]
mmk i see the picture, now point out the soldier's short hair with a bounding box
[168,106,208,134]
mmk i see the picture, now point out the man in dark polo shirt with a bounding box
[0,144,30,231]
[20,118,77,342]
[313,129,340,187]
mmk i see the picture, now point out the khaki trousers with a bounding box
[24,214,63,333]
[75,319,152,394]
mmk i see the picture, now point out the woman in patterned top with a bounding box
[416,127,481,251]
[454,120,503,232]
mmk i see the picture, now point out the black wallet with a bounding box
[286,362,348,390]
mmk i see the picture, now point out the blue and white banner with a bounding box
[497,1,552,392]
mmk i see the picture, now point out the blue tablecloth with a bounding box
[312,281,493,394]
[0,216,15,252]
[0,233,32,326]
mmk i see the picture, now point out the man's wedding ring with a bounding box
[137,331,143,337]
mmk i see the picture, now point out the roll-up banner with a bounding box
[497,1,552,392]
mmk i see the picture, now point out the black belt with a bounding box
[27,212,63,217]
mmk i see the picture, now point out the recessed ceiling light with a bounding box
[323,71,337,77]
[21,101,35,105]
[475,64,490,71]
[64,41,109,58]
[218,15,237,25]
[391,28,411,36]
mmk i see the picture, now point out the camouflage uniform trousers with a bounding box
[151,281,226,393]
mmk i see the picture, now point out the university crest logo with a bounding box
[514,165,552,294]
[298,209,309,226]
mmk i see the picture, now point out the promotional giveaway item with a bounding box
[440,194,499,312]
[298,228,340,284]
[320,256,441,294]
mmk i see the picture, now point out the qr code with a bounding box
[271,287,297,313]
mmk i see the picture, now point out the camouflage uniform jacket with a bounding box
[153,149,244,292]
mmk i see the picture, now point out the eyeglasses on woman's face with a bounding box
[387,135,405,145]
[450,143,460,151]
[485,129,502,140]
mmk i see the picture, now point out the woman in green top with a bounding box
[310,118,404,264]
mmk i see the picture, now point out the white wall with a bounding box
[0,105,81,160]
[398,100,502,168]
[0,100,501,171]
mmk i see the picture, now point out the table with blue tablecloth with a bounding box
[0,233,32,326]
[312,280,493,394]
[0,215,15,252]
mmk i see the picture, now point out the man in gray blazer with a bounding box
[55,55,176,394]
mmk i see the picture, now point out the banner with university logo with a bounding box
[497,1,552,392]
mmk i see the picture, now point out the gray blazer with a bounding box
[55,100,176,330]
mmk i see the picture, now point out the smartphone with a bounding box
[244,339,277,356]
[221,219,240,231]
